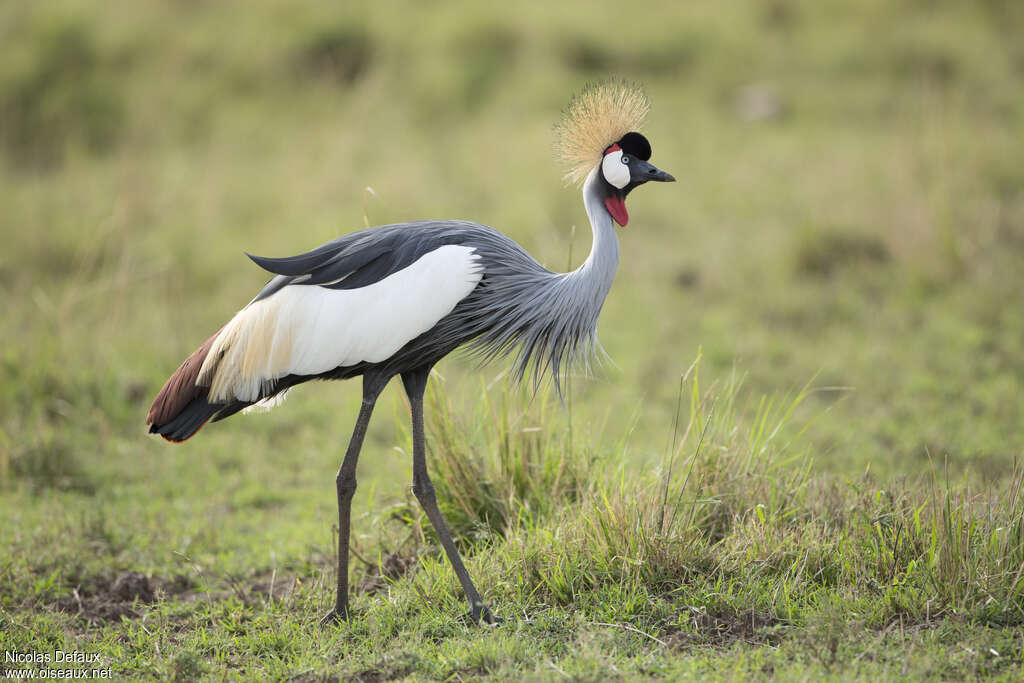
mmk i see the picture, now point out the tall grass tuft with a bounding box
[413,358,1024,625]
[503,358,819,605]
[924,462,1024,620]
[415,375,599,546]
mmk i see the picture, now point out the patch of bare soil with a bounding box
[289,674,340,683]
[53,570,196,626]
[663,608,788,649]
[239,571,306,606]
[356,549,418,595]
[349,654,421,682]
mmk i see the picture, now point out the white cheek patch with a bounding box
[602,149,630,189]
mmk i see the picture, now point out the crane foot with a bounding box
[466,603,503,626]
[319,606,350,628]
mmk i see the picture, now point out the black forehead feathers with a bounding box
[617,131,651,160]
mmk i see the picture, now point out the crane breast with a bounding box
[198,245,482,402]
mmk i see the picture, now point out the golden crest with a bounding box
[554,81,650,185]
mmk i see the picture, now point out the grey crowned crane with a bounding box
[146,82,674,626]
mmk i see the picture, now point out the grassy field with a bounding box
[2,0,1023,679]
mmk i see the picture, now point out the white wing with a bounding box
[198,245,482,402]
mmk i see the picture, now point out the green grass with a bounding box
[2,0,1023,679]
[2,370,1022,679]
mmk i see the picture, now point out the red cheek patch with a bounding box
[604,195,629,227]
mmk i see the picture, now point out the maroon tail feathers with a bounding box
[147,327,224,443]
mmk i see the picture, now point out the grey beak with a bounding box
[640,161,675,183]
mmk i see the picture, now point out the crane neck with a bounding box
[574,166,620,298]
[459,164,621,394]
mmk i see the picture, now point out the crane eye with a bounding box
[621,156,630,164]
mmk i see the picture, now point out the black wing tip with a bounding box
[148,398,221,443]
[247,251,316,277]
[246,252,275,269]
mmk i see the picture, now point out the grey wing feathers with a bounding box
[247,221,481,302]
[246,236,359,277]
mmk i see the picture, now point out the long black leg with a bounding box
[320,372,389,627]
[401,366,498,624]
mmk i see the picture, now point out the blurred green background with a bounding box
[2,0,1022,493]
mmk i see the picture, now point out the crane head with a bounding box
[553,81,673,226]
[599,132,675,227]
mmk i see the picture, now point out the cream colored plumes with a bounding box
[554,81,649,186]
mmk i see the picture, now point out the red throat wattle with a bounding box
[604,195,629,227]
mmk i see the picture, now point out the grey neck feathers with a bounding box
[575,166,621,308]
[467,165,620,395]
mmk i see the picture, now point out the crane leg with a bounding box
[320,372,388,627]
[402,366,499,625]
